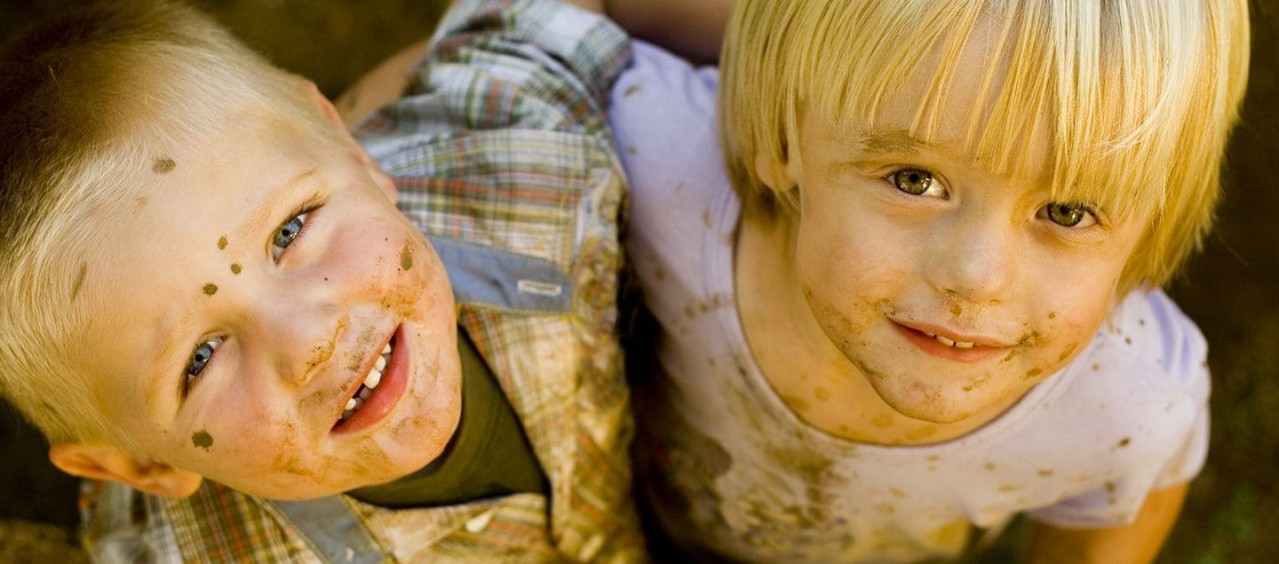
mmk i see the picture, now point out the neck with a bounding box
[734,198,1013,446]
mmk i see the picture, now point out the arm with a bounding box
[604,0,736,62]
[1027,483,1189,564]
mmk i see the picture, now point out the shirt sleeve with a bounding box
[364,0,629,140]
[1027,289,1211,528]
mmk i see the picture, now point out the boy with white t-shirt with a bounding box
[609,0,1249,561]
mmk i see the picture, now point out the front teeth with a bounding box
[923,331,975,349]
[339,340,394,422]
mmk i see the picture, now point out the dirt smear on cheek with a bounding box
[400,241,413,271]
[203,283,218,296]
[191,430,214,450]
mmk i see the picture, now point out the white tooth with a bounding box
[924,331,936,338]
[954,341,975,349]
[345,397,357,411]
[936,335,956,347]
[364,368,382,389]
[375,355,387,372]
[352,397,364,411]
[382,343,392,355]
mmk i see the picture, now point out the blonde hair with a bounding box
[720,0,1251,294]
[0,0,337,450]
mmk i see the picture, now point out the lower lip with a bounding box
[332,325,409,435]
[893,323,1007,362]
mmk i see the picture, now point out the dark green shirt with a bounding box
[348,327,547,508]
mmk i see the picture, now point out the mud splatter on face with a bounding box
[203,283,218,296]
[191,430,213,450]
[152,158,176,174]
[1023,367,1043,379]
[1048,311,1057,320]
[949,303,962,317]
[1058,342,1079,362]
[230,263,242,275]
[400,242,413,271]
[217,235,228,250]
[70,262,88,302]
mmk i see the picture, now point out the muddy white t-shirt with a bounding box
[610,41,1210,562]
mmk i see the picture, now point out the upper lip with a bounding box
[892,318,1019,348]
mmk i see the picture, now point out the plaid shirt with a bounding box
[82,0,642,561]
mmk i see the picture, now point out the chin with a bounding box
[869,381,979,424]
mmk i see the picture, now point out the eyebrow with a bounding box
[240,167,320,237]
[149,166,320,406]
[858,130,929,156]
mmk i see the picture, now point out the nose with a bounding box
[252,290,350,388]
[924,209,1018,304]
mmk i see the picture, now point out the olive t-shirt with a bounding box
[348,327,548,508]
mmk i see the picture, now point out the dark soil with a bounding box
[1,1,1276,562]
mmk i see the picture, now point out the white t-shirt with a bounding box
[609,41,1211,562]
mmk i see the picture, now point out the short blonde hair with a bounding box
[720,0,1251,294]
[0,0,337,450]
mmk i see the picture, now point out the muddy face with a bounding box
[73,110,462,500]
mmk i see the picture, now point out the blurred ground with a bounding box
[1,0,1276,562]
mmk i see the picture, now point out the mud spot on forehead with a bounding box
[70,262,88,302]
[191,430,213,450]
[202,283,218,296]
[400,242,413,271]
[230,263,242,274]
[217,235,228,250]
[152,158,176,174]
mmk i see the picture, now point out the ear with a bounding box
[753,150,798,193]
[49,443,203,498]
[305,81,399,203]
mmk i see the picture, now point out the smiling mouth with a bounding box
[338,337,394,424]
[920,330,976,349]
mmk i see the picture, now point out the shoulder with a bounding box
[358,0,629,143]
[1090,289,1209,394]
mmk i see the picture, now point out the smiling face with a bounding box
[71,106,461,500]
[748,19,1148,430]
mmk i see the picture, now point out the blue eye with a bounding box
[271,212,308,261]
[184,338,220,391]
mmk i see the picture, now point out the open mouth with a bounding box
[338,335,395,424]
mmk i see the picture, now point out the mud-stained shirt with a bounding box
[81,0,642,562]
[609,40,1210,563]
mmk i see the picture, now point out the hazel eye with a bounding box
[271,212,308,261]
[887,168,944,198]
[1040,202,1097,228]
[184,338,220,391]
